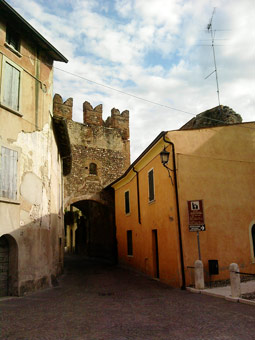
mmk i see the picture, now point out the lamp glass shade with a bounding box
[160,149,169,165]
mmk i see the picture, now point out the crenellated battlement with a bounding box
[83,101,103,126]
[53,94,130,205]
[53,95,129,140]
[105,108,129,139]
[53,94,73,120]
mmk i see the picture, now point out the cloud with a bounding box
[8,0,255,161]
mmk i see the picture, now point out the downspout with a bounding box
[132,168,141,224]
[35,48,40,130]
[163,134,186,290]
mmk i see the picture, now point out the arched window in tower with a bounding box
[252,224,255,257]
[89,163,97,175]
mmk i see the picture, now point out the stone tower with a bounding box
[53,94,130,207]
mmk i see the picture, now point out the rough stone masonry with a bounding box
[53,94,130,208]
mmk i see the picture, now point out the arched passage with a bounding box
[0,234,18,296]
[64,198,117,263]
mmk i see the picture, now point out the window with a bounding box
[1,57,21,112]
[127,230,133,256]
[148,169,155,202]
[89,163,97,175]
[0,146,18,200]
[125,190,130,214]
[6,27,20,52]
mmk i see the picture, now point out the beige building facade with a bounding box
[0,1,69,296]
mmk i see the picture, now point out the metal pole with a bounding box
[197,231,201,260]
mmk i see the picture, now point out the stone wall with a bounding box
[53,94,130,207]
[180,105,242,130]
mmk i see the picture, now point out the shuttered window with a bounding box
[0,147,18,200]
[127,230,133,256]
[148,169,155,202]
[3,61,21,111]
[125,190,130,214]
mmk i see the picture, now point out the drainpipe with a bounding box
[132,167,141,224]
[35,48,40,130]
[163,134,186,290]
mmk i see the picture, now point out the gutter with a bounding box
[163,134,186,290]
[108,131,166,189]
[0,0,68,63]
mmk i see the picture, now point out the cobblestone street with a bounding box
[1,255,255,340]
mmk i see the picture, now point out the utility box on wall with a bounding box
[208,260,219,275]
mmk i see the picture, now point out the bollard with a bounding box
[229,263,241,297]
[195,260,205,289]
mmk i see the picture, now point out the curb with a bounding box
[186,287,255,306]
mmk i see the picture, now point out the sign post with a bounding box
[187,200,205,260]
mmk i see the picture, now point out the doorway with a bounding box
[0,236,9,296]
[152,229,159,279]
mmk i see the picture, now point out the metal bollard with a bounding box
[229,263,241,297]
[195,260,205,289]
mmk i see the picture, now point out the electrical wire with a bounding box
[0,45,254,130]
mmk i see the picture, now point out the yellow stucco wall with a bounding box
[167,123,255,284]
[114,139,183,287]
[113,122,255,287]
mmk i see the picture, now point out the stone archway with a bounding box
[64,197,117,263]
[0,234,18,296]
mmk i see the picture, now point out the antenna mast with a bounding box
[206,8,222,110]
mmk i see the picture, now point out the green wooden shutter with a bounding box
[127,230,133,256]
[3,62,20,111]
[125,191,130,214]
[148,169,154,201]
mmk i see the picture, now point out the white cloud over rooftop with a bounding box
[8,0,255,161]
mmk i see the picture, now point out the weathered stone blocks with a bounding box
[53,94,130,207]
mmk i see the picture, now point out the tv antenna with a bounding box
[205,8,222,111]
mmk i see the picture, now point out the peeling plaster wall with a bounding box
[0,17,64,295]
[0,123,63,295]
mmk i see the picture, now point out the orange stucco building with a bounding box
[111,122,255,288]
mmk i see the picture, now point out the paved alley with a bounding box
[0,255,255,340]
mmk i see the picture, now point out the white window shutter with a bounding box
[0,147,18,200]
[3,62,20,111]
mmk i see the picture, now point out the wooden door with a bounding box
[0,236,9,296]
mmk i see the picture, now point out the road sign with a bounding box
[187,200,205,231]
[189,225,206,232]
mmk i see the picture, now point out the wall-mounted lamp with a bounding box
[160,148,170,165]
[160,147,173,185]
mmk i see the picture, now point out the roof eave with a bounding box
[0,0,68,63]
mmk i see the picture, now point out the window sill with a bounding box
[127,255,133,258]
[0,197,20,205]
[148,199,156,205]
[4,42,22,58]
[0,103,23,117]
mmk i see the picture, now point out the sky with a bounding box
[8,0,255,161]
